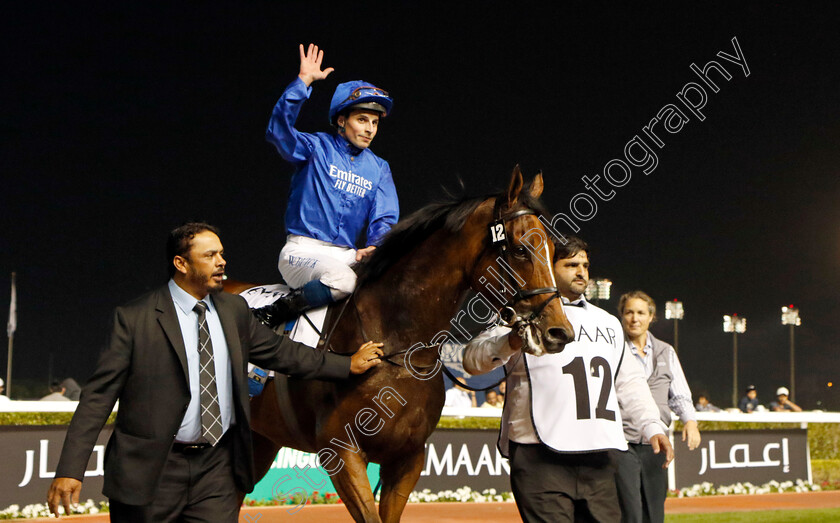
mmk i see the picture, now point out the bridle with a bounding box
[431,199,564,389]
[313,197,561,382]
[488,198,560,331]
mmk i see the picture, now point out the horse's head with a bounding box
[469,166,574,356]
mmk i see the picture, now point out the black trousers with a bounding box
[109,433,239,523]
[509,442,621,523]
[614,443,667,523]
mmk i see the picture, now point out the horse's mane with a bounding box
[356,184,548,285]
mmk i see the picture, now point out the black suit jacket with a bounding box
[55,284,350,505]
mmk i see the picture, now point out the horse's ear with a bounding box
[506,165,524,209]
[529,172,544,199]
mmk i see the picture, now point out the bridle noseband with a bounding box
[489,201,560,329]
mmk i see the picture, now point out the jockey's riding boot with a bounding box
[251,290,310,329]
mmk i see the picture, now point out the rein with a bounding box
[378,330,519,391]
[440,350,521,392]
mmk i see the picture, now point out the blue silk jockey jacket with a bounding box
[266,77,399,249]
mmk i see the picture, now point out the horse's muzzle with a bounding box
[542,326,573,353]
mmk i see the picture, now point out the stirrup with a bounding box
[251,290,309,328]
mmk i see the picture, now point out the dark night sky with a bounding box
[2,3,839,407]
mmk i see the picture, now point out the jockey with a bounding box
[255,44,399,327]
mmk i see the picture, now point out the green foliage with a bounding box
[806,423,840,460]
[436,416,501,430]
[0,412,76,425]
[0,412,116,425]
[810,460,840,484]
[686,421,803,431]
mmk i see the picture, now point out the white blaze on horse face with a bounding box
[519,225,557,288]
[544,238,557,288]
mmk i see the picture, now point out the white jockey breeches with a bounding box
[278,235,358,299]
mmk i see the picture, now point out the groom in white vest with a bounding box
[464,236,672,522]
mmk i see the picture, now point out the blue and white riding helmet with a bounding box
[329,80,393,126]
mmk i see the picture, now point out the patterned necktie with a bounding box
[194,301,223,446]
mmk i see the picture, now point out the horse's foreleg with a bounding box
[330,452,381,523]
[378,450,425,523]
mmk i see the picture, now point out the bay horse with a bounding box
[226,167,574,522]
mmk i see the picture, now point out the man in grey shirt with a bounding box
[615,290,700,523]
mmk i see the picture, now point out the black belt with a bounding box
[172,441,212,453]
[172,431,229,453]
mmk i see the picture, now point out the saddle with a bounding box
[239,284,337,396]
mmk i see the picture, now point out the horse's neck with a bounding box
[357,232,473,342]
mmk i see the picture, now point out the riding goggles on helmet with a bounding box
[329,80,393,125]
[342,86,390,104]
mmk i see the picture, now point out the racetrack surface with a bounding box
[20,491,840,521]
[664,490,840,514]
[238,491,840,521]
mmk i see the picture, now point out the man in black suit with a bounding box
[46,222,383,521]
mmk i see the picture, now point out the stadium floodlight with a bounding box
[781,305,801,400]
[724,314,746,407]
[723,314,746,333]
[781,305,801,326]
[665,299,684,352]
[585,278,612,304]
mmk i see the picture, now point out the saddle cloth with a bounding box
[239,284,328,379]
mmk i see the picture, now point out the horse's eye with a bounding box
[513,245,529,259]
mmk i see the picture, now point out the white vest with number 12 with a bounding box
[524,302,628,452]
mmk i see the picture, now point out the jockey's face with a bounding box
[175,230,226,299]
[622,298,653,342]
[554,250,589,302]
[338,109,380,149]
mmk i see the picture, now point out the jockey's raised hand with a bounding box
[298,43,334,87]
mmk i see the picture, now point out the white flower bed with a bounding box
[404,487,515,503]
[675,479,821,498]
[0,499,107,519]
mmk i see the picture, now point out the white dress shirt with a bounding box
[168,279,234,442]
[628,332,697,423]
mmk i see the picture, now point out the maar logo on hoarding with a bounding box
[415,429,511,492]
[698,438,790,475]
[422,442,509,477]
[1,426,112,508]
[18,439,105,487]
[673,429,809,489]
